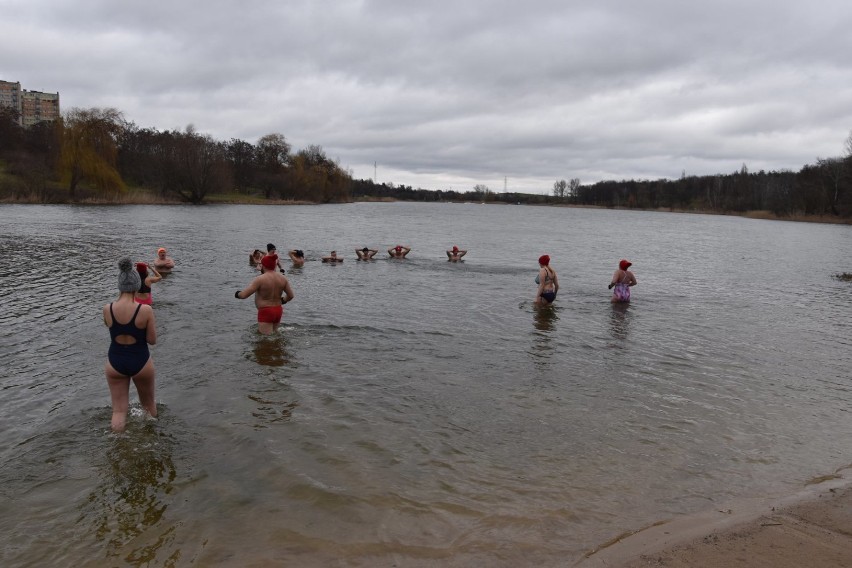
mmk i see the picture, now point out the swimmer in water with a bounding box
[446,245,467,261]
[103,258,157,431]
[235,254,295,335]
[134,262,161,305]
[322,250,344,263]
[265,243,285,272]
[288,249,305,267]
[534,254,559,306]
[249,249,264,270]
[608,259,637,303]
[388,245,411,258]
[356,247,378,260]
[152,247,175,273]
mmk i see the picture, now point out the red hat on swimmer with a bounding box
[619,259,632,270]
[261,254,278,270]
[538,255,550,266]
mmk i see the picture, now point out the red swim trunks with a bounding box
[257,305,283,323]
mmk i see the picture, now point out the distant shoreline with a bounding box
[2,192,850,225]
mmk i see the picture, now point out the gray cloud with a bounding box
[2,0,851,193]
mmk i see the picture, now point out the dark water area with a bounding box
[1,203,850,567]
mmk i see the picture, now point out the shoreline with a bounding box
[0,194,849,226]
[575,465,852,567]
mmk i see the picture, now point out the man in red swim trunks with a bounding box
[235,254,295,335]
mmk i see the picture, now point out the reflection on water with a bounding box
[83,425,177,566]
[609,302,631,341]
[252,334,291,367]
[533,304,558,333]
[530,305,558,368]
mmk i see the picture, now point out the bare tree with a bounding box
[816,156,845,215]
[162,127,231,204]
[553,179,567,199]
[473,184,491,201]
[569,178,581,199]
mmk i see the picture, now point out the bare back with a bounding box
[252,271,293,308]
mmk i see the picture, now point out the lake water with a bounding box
[1,202,850,567]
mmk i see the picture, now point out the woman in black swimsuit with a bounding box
[103,258,158,431]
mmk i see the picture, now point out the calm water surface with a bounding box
[1,203,850,567]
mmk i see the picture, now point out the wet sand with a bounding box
[576,468,852,567]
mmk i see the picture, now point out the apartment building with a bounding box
[0,79,60,127]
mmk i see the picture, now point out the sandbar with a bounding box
[575,467,852,567]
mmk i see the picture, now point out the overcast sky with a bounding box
[3,0,851,194]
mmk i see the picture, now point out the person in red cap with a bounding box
[387,244,411,258]
[535,254,559,305]
[235,254,295,335]
[608,259,637,303]
[134,262,162,305]
[446,245,467,262]
[152,247,175,273]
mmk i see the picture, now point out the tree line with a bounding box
[1,103,850,217]
[0,106,351,203]
[551,133,852,218]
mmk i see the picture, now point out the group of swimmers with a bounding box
[534,256,637,306]
[104,244,636,431]
[248,243,470,265]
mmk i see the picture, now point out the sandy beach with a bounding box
[575,467,852,567]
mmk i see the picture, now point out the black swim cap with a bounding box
[267,243,276,252]
[362,247,369,252]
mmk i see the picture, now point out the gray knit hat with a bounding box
[117,258,141,293]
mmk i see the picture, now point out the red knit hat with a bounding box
[261,254,278,270]
[538,255,550,266]
[619,259,632,270]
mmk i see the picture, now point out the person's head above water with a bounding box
[452,246,459,253]
[294,249,304,258]
[538,254,550,266]
[619,259,632,270]
[395,245,402,252]
[267,243,276,253]
[261,254,278,271]
[362,247,369,253]
[118,258,142,292]
[135,262,149,278]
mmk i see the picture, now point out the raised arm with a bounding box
[148,266,162,284]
